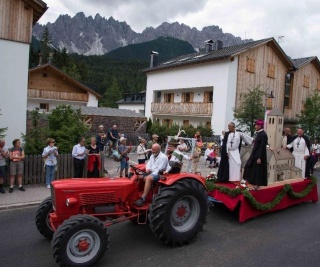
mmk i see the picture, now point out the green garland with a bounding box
[206,177,317,211]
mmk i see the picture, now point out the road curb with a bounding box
[0,201,42,211]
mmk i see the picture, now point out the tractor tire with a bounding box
[148,178,207,246]
[51,215,109,267]
[35,197,54,240]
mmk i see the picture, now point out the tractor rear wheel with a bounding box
[35,197,54,240]
[148,178,207,245]
[52,215,109,267]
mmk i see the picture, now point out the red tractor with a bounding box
[35,164,208,267]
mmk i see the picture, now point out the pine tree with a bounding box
[40,26,52,64]
[99,78,123,108]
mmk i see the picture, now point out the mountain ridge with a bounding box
[33,12,253,55]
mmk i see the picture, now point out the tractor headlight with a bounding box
[66,198,77,207]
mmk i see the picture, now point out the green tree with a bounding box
[62,63,81,81]
[233,86,265,136]
[99,78,123,108]
[22,110,48,155]
[40,26,52,64]
[297,91,320,139]
[0,110,8,138]
[48,105,89,153]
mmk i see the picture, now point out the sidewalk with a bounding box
[0,152,216,211]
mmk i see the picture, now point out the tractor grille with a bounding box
[80,192,117,205]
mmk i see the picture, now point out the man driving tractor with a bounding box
[134,143,168,207]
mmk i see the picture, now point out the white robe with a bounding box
[226,132,252,181]
[287,137,309,178]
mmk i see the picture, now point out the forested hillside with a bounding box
[29,33,194,106]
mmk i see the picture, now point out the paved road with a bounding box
[1,180,319,267]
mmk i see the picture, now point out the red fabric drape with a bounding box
[208,179,318,222]
[87,154,101,172]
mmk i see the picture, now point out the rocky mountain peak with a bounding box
[32,13,252,55]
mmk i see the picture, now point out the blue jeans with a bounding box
[45,165,55,185]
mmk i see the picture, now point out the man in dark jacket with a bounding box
[243,119,268,190]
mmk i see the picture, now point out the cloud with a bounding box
[38,0,320,57]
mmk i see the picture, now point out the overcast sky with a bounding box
[38,0,320,59]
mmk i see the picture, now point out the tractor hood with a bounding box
[52,178,134,191]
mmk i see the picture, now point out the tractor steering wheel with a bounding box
[129,165,147,176]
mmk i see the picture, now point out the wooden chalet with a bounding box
[28,64,102,112]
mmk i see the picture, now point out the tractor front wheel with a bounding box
[51,215,109,267]
[148,179,207,245]
[35,197,54,240]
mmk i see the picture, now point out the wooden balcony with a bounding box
[28,89,88,102]
[151,102,212,116]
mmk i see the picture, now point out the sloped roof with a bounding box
[291,56,320,72]
[144,37,294,73]
[272,148,294,161]
[267,108,283,116]
[73,106,146,118]
[29,64,102,99]
[291,57,316,68]
[26,0,48,24]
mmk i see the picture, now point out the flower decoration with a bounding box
[206,172,217,181]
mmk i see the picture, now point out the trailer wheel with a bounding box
[35,197,54,240]
[52,215,109,267]
[148,179,207,245]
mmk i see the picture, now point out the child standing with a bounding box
[118,137,132,177]
[192,141,202,174]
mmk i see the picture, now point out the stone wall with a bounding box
[26,111,146,136]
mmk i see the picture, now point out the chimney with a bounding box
[150,51,159,68]
[205,39,214,53]
[215,40,223,51]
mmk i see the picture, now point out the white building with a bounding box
[0,0,47,143]
[144,38,294,134]
[116,91,145,115]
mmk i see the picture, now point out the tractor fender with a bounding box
[158,172,206,188]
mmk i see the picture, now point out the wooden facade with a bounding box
[151,102,212,116]
[28,64,101,104]
[284,60,320,121]
[235,42,291,112]
[0,0,47,43]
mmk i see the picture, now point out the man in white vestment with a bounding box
[217,122,252,182]
[287,128,311,178]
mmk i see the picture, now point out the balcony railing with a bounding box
[28,89,88,102]
[151,102,212,116]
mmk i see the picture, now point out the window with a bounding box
[162,119,173,127]
[164,93,174,103]
[43,73,47,78]
[204,91,213,103]
[246,57,256,73]
[39,103,49,111]
[183,120,189,127]
[206,121,211,128]
[303,75,310,88]
[154,91,161,102]
[182,92,194,103]
[267,64,275,78]
[284,73,293,108]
